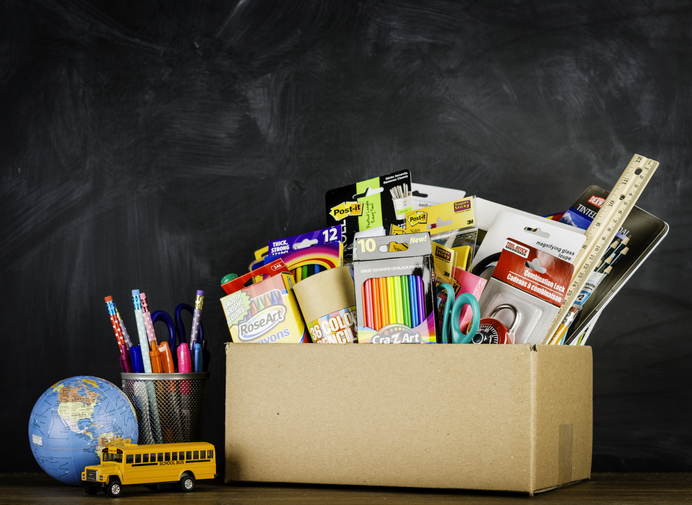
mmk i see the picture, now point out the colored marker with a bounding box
[379,277,389,327]
[401,276,411,327]
[409,275,419,327]
[372,276,382,330]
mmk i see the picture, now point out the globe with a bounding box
[28,376,138,486]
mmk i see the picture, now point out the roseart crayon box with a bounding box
[352,232,437,344]
[220,259,309,343]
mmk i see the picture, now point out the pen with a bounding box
[132,290,153,374]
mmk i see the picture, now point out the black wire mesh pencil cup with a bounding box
[121,372,209,445]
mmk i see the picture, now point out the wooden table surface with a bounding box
[2,473,692,504]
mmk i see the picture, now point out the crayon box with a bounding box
[220,259,309,343]
[352,233,437,343]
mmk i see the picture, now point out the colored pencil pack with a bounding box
[263,226,344,282]
[220,259,309,343]
[352,233,437,344]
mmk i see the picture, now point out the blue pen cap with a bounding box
[192,342,202,373]
[129,344,144,373]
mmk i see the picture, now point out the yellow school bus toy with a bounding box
[81,438,217,497]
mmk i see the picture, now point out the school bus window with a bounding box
[186,451,192,460]
[126,455,133,464]
[135,454,141,464]
[209,449,213,458]
[165,452,171,462]
[179,451,184,460]
[172,452,177,461]
[143,454,149,463]
[193,451,199,460]
[103,452,122,463]
[157,453,164,462]
[200,450,206,459]
[150,453,156,462]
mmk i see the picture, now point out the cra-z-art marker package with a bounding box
[352,233,437,344]
[220,259,309,343]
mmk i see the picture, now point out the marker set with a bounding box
[361,275,426,331]
[352,233,437,344]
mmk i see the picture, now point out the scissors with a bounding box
[151,304,205,372]
[436,283,480,344]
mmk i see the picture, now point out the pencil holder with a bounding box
[121,372,209,445]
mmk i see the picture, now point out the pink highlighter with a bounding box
[177,343,191,373]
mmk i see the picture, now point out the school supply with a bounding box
[478,239,574,345]
[263,225,343,282]
[435,267,487,339]
[553,184,669,345]
[353,233,437,343]
[436,283,481,344]
[220,259,308,343]
[470,209,586,276]
[104,296,132,373]
[151,302,206,373]
[326,170,412,259]
[541,154,660,344]
[293,266,357,343]
[405,196,478,252]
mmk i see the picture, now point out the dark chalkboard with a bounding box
[2,0,691,475]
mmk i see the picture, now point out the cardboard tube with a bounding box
[293,267,357,343]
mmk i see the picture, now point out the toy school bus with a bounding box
[81,439,217,497]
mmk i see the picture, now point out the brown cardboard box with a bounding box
[224,344,592,495]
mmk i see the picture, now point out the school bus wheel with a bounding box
[84,485,99,495]
[106,479,122,498]
[180,473,195,492]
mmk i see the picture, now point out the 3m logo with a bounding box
[588,195,606,208]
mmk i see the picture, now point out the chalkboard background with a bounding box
[2,1,690,475]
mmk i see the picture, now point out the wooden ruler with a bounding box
[541,154,659,344]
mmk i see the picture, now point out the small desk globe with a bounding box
[28,376,138,486]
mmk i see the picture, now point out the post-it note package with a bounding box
[352,233,437,344]
[325,170,412,255]
[220,259,309,343]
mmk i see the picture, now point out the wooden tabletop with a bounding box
[2,473,692,504]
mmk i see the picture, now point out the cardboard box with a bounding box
[224,344,592,495]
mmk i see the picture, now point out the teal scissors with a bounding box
[436,283,480,344]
